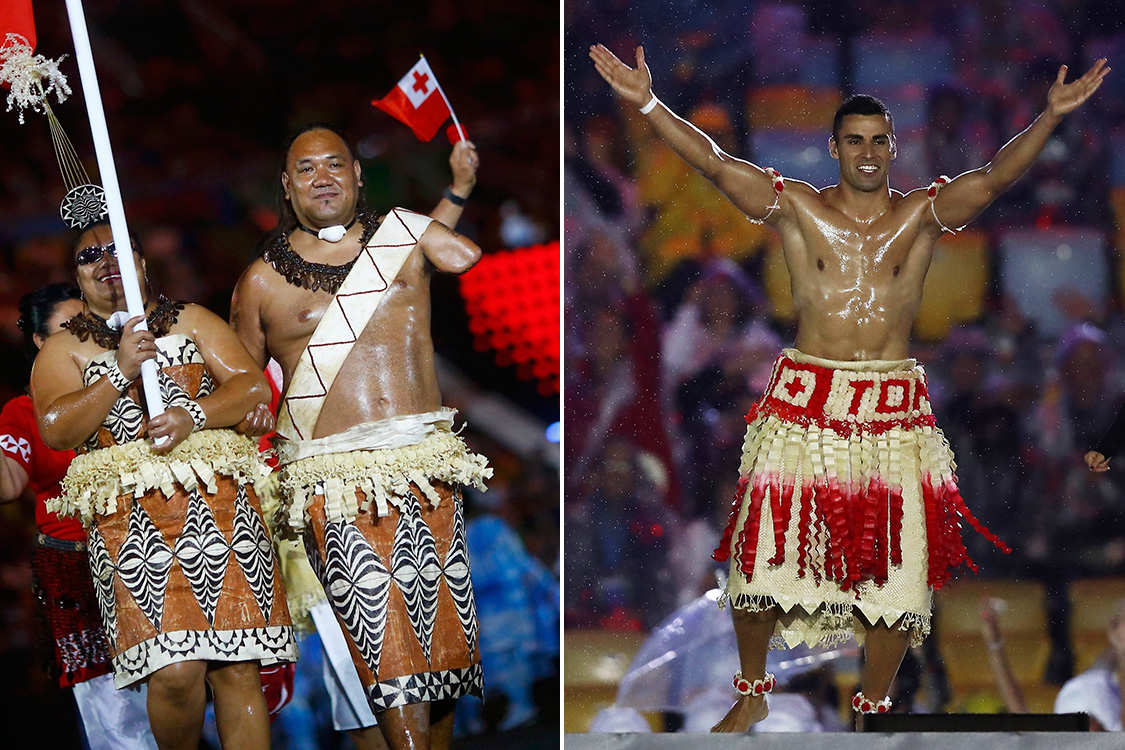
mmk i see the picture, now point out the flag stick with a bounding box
[422,54,465,142]
[62,0,166,429]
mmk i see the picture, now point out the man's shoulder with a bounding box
[235,254,284,294]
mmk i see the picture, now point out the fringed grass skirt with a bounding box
[714,349,1009,648]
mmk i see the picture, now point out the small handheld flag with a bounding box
[372,55,465,143]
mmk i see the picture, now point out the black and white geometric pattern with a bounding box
[365,662,484,712]
[85,525,118,642]
[60,184,108,230]
[111,625,296,689]
[115,500,174,631]
[231,485,275,621]
[173,489,229,625]
[308,521,392,678]
[443,493,478,659]
[392,493,441,665]
[82,359,144,447]
[83,336,214,448]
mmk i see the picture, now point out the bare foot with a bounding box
[710,695,769,733]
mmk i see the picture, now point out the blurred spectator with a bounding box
[459,488,561,733]
[565,436,677,628]
[1054,599,1125,730]
[933,327,1031,574]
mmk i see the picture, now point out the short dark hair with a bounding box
[17,283,81,358]
[832,95,893,140]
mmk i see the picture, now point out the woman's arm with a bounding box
[146,304,270,452]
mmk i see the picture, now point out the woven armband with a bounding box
[182,400,207,433]
[105,361,133,392]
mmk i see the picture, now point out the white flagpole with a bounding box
[62,0,166,429]
[423,55,465,142]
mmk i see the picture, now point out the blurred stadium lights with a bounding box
[459,240,560,396]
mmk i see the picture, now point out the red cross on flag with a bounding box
[372,56,463,143]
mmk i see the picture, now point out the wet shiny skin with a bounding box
[773,116,937,361]
[781,186,935,362]
[232,129,480,440]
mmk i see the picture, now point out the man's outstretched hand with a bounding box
[589,44,653,109]
[1047,58,1110,118]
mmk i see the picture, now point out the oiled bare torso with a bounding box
[780,186,937,361]
[244,235,440,439]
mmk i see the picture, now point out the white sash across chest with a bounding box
[276,208,433,441]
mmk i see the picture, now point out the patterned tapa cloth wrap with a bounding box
[713,348,1009,648]
[31,537,113,688]
[276,409,491,713]
[49,335,297,688]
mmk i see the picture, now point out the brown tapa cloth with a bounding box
[88,476,297,688]
[303,480,483,712]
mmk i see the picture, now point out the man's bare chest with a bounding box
[262,285,331,347]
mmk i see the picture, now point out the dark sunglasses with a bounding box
[75,241,137,267]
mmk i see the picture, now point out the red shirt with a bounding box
[0,395,82,541]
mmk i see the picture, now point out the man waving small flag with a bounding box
[372,55,466,143]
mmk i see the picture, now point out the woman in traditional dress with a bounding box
[0,282,157,749]
[31,222,297,750]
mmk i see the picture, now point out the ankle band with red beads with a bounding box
[732,670,776,697]
[851,691,892,714]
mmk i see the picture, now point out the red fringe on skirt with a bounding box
[714,468,1010,592]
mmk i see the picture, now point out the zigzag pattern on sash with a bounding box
[280,210,429,440]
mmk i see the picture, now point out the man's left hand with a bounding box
[450,139,479,195]
[1047,58,1110,118]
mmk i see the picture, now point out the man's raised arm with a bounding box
[430,139,479,228]
[589,44,787,222]
[931,59,1110,233]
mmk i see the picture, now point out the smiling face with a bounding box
[829,113,896,193]
[73,224,145,314]
[281,129,362,230]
